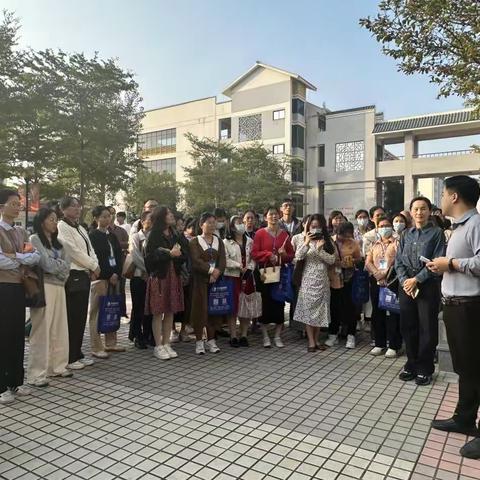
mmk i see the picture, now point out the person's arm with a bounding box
[245,238,256,271]
[30,236,67,275]
[280,233,295,263]
[224,240,242,269]
[294,241,310,261]
[251,231,272,264]
[394,234,409,286]
[365,250,376,275]
[111,235,123,276]
[0,243,19,270]
[216,240,226,275]
[130,234,146,271]
[58,222,98,271]
[416,229,445,284]
[189,240,211,276]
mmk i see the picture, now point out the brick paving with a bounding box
[1,302,479,479]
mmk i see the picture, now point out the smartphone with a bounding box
[419,256,431,263]
[310,228,324,240]
[412,288,419,298]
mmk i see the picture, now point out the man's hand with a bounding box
[403,277,418,296]
[374,270,385,281]
[91,267,101,280]
[170,245,182,258]
[426,257,450,274]
[109,273,118,286]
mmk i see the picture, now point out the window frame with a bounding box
[272,144,285,155]
[272,109,285,121]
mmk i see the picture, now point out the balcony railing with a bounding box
[377,148,476,162]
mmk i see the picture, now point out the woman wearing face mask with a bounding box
[189,212,226,355]
[365,215,402,358]
[224,215,255,347]
[293,214,336,351]
[328,210,346,237]
[354,210,372,250]
[325,222,362,349]
[392,213,408,238]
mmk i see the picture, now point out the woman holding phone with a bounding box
[293,214,336,351]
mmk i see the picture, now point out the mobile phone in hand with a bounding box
[419,256,431,264]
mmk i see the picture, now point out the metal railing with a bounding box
[413,149,475,158]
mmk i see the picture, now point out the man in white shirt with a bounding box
[116,211,131,235]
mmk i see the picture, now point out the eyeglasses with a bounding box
[0,202,25,210]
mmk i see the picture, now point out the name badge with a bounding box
[109,256,117,267]
[379,259,388,270]
[335,267,342,274]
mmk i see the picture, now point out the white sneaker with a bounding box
[14,385,32,396]
[28,378,49,387]
[274,337,284,348]
[170,331,180,343]
[0,390,15,405]
[164,344,178,359]
[196,341,206,355]
[370,347,384,356]
[153,345,170,360]
[263,336,272,348]
[324,335,338,347]
[370,340,376,347]
[80,357,94,366]
[385,348,397,358]
[67,361,85,370]
[205,339,220,353]
[92,351,109,359]
[345,335,356,349]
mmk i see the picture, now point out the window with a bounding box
[335,141,365,172]
[145,157,176,176]
[273,109,285,120]
[318,182,325,214]
[292,98,305,116]
[137,128,176,157]
[318,114,326,131]
[238,114,262,142]
[219,118,231,140]
[291,159,304,183]
[318,144,325,167]
[291,194,304,217]
[273,144,285,155]
[291,125,305,149]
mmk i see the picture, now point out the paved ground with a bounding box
[1,313,479,480]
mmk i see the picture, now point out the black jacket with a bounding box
[89,229,123,280]
[145,227,188,278]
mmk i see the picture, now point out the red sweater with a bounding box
[251,228,294,266]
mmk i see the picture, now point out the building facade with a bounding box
[140,62,480,218]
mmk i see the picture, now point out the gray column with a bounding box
[403,133,418,208]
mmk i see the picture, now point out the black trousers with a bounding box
[129,277,153,343]
[443,301,480,430]
[370,279,402,350]
[0,283,26,393]
[65,273,91,364]
[399,279,440,376]
[329,281,357,336]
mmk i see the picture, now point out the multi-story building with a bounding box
[139,61,480,217]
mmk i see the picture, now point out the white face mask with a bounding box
[216,222,225,230]
[357,218,369,228]
[393,222,406,233]
[235,224,246,234]
[378,227,393,238]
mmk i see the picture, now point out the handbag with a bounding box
[378,286,400,314]
[271,263,295,303]
[238,273,262,319]
[386,266,399,294]
[260,257,281,284]
[65,270,91,293]
[208,276,234,316]
[97,285,122,333]
[122,253,136,279]
[23,266,46,308]
[351,269,370,305]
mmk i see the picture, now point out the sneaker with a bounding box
[385,348,397,358]
[164,344,178,359]
[205,339,220,354]
[48,370,74,378]
[398,370,416,382]
[239,337,249,347]
[369,347,384,356]
[229,337,240,348]
[79,357,94,366]
[104,346,126,352]
[370,340,376,347]
[263,336,272,348]
[28,378,49,388]
[324,335,338,347]
[0,389,15,405]
[363,319,371,333]
[67,361,85,370]
[274,337,284,348]
[415,374,432,386]
[92,351,109,359]
[345,335,356,349]
[170,331,180,343]
[195,340,206,355]
[153,345,170,360]
[14,385,32,396]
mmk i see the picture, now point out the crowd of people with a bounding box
[1,175,480,459]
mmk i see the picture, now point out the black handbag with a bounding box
[386,266,399,294]
[65,270,91,293]
[23,266,46,308]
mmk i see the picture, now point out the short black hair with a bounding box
[282,198,293,205]
[59,196,80,210]
[213,207,226,218]
[200,212,215,226]
[355,209,369,219]
[409,196,432,211]
[369,205,385,218]
[0,188,20,205]
[445,175,480,207]
[338,221,354,237]
[264,205,281,216]
[116,211,126,218]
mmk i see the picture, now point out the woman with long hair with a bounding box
[28,208,72,386]
[293,214,336,351]
[144,206,188,360]
[328,210,346,236]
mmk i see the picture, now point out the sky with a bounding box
[2,0,476,151]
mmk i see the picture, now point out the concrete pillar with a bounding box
[403,133,418,208]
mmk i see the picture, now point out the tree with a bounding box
[360,0,480,113]
[182,134,293,215]
[127,169,178,215]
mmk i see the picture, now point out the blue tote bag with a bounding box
[271,264,294,304]
[378,287,400,314]
[208,276,234,316]
[98,286,122,333]
[351,269,370,305]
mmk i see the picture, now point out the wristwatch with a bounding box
[448,258,455,272]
